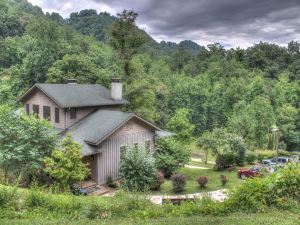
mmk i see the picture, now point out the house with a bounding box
[17,79,165,185]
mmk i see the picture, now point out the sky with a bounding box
[28,0,300,48]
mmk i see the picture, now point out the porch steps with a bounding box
[90,186,110,196]
[81,180,97,189]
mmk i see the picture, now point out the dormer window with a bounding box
[70,108,76,119]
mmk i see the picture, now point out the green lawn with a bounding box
[152,159,252,195]
[1,211,298,225]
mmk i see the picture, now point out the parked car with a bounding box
[262,157,291,165]
[238,166,262,179]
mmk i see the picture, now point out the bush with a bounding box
[227,163,300,212]
[154,137,190,177]
[215,153,235,170]
[197,176,208,188]
[220,175,227,186]
[151,171,165,190]
[0,185,18,208]
[245,151,258,164]
[120,147,156,191]
[171,174,186,193]
[43,134,90,190]
[106,175,117,188]
[26,188,49,207]
[255,149,292,162]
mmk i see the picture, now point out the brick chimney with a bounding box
[111,78,122,100]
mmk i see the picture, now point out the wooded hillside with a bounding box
[0,0,299,150]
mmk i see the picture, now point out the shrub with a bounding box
[171,174,186,193]
[26,188,49,207]
[85,202,111,219]
[197,176,208,188]
[245,151,258,164]
[154,137,190,177]
[255,149,276,161]
[106,175,117,188]
[151,171,165,190]
[254,149,291,161]
[0,185,18,208]
[220,175,227,186]
[43,134,90,190]
[215,153,235,170]
[119,147,156,191]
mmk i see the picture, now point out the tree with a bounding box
[43,134,90,190]
[154,137,190,177]
[108,10,149,93]
[198,128,246,168]
[119,146,156,191]
[0,105,57,184]
[166,108,195,144]
[47,54,100,84]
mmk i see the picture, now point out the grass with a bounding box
[152,158,252,195]
[1,210,299,225]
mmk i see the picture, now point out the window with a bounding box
[43,106,51,121]
[55,108,59,123]
[70,108,76,119]
[120,146,126,157]
[32,105,39,116]
[25,104,30,114]
[145,140,151,150]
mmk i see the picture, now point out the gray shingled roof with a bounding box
[19,83,128,108]
[65,110,134,155]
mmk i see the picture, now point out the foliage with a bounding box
[197,176,208,188]
[171,174,187,193]
[220,175,228,186]
[0,105,57,184]
[215,153,235,170]
[0,0,300,157]
[166,108,195,144]
[106,175,117,189]
[43,134,90,190]
[254,149,292,161]
[245,151,258,164]
[0,164,300,222]
[119,146,156,191]
[199,129,247,169]
[154,137,190,177]
[108,10,149,85]
[151,171,165,191]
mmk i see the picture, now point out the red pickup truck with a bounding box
[238,166,262,179]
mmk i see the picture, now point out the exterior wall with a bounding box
[23,90,66,129]
[93,118,156,184]
[66,108,95,128]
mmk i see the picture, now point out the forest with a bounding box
[0,0,299,151]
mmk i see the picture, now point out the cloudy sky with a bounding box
[28,0,300,48]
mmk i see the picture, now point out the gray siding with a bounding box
[93,118,156,184]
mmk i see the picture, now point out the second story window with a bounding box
[55,108,59,123]
[43,106,51,121]
[70,108,76,119]
[25,104,30,114]
[32,105,39,117]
